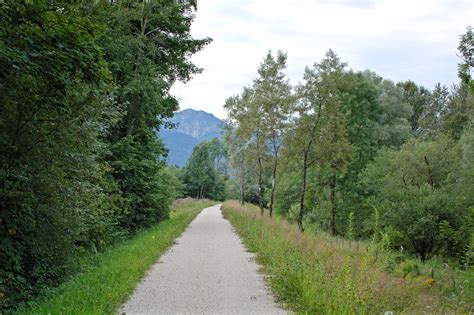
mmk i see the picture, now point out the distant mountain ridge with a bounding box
[160,109,223,167]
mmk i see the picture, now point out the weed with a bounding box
[222,200,472,314]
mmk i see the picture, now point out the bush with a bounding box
[362,135,473,260]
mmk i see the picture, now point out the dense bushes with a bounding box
[362,134,473,260]
[0,0,208,311]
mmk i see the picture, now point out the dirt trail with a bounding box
[121,204,285,314]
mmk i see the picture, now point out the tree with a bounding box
[288,50,349,232]
[93,0,211,231]
[225,86,270,216]
[363,72,413,147]
[441,83,473,140]
[317,99,354,235]
[0,0,209,310]
[208,137,228,176]
[362,136,473,261]
[457,26,473,91]
[183,141,225,200]
[286,98,322,231]
[419,83,450,138]
[397,80,431,135]
[0,1,118,308]
[253,50,293,217]
[224,121,248,205]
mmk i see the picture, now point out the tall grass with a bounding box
[222,200,471,314]
[15,200,215,314]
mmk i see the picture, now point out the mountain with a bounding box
[160,109,224,167]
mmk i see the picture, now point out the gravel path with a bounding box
[120,204,285,314]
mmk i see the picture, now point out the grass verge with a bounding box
[222,200,471,314]
[15,200,215,314]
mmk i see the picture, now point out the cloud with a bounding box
[171,0,473,119]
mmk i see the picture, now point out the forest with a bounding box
[0,0,472,312]
[0,0,210,310]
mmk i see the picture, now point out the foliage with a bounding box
[223,26,473,267]
[225,28,474,292]
[457,26,473,91]
[0,0,208,311]
[253,51,293,216]
[182,140,226,200]
[224,51,294,215]
[362,135,473,260]
[93,0,211,232]
[0,1,118,309]
[397,80,431,135]
[222,201,464,313]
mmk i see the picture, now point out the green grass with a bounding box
[15,200,215,315]
[222,200,472,314]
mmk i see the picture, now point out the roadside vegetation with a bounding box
[222,27,473,296]
[1,0,472,312]
[223,201,473,314]
[0,1,210,311]
[15,200,214,315]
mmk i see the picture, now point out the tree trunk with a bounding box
[298,151,308,232]
[199,185,204,200]
[239,158,245,205]
[268,154,278,217]
[329,173,337,236]
[424,155,434,188]
[257,154,264,216]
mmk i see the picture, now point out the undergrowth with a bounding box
[222,200,473,314]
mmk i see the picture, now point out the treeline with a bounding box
[167,138,228,201]
[0,0,209,310]
[224,28,473,263]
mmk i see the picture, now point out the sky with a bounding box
[170,0,473,119]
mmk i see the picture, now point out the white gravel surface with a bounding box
[120,204,285,315]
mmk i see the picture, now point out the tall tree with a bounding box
[441,83,473,140]
[317,99,353,235]
[0,1,118,308]
[363,72,413,147]
[93,0,211,231]
[441,26,474,140]
[224,121,248,205]
[289,50,347,232]
[0,0,210,310]
[254,51,293,217]
[419,83,450,138]
[225,86,269,216]
[397,80,431,135]
[457,26,473,91]
[208,138,228,176]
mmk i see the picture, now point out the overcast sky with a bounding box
[170,0,473,119]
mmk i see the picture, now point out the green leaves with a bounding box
[0,0,208,311]
[361,136,473,260]
[0,1,119,309]
[182,140,226,200]
[223,27,473,264]
[457,26,473,90]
